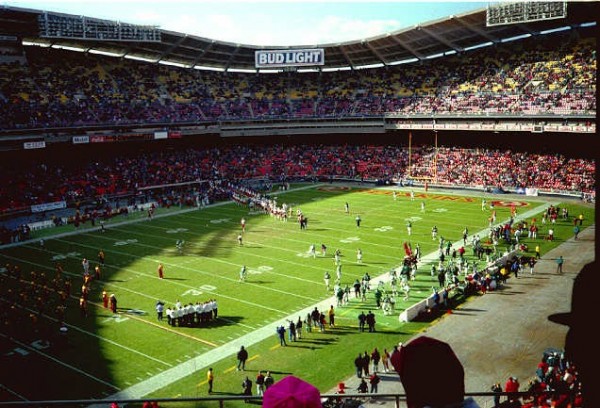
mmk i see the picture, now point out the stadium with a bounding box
[0,2,596,407]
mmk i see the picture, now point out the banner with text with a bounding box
[23,141,46,150]
[255,49,324,68]
[31,200,66,213]
[72,135,90,144]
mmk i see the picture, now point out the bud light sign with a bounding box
[255,49,324,68]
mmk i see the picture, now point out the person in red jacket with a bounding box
[505,376,520,404]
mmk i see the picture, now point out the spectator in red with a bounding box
[505,376,520,404]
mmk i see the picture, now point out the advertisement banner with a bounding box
[31,201,66,213]
[72,135,90,144]
[90,135,110,143]
[525,188,539,197]
[255,49,324,68]
[23,141,46,149]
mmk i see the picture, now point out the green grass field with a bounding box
[0,184,594,407]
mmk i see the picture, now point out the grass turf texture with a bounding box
[0,184,594,405]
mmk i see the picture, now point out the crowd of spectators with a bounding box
[0,144,594,218]
[520,349,583,407]
[491,349,583,407]
[412,146,596,193]
[0,31,595,129]
[0,144,407,214]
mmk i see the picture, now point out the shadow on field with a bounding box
[494,289,526,295]
[242,280,273,284]
[261,370,293,375]
[166,315,246,330]
[294,338,337,347]
[207,391,239,396]
[454,307,486,313]
[287,343,329,350]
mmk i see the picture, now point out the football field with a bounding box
[0,184,594,406]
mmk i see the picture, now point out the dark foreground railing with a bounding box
[0,390,569,407]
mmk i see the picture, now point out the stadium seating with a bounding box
[0,32,595,129]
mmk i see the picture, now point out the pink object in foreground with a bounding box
[262,375,323,408]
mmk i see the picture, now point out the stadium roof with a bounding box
[0,2,596,72]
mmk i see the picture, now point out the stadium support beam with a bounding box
[191,40,216,67]
[389,36,424,60]
[224,45,242,72]
[157,34,188,60]
[419,26,464,53]
[451,16,499,44]
[337,45,356,70]
[364,42,389,66]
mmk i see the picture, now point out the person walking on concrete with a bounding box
[504,376,520,404]
[491,382,503,407]
[573,225,580,240]
[369,372,381,394]
[556,255,564,274]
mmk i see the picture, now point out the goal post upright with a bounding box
[407,130,438,183]
[408,130,412,172]
[433,129,438,181]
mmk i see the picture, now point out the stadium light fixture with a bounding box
[193,65,226,72]
[228,68,257,73]
[500,33,532,43]
[444,50,457,56]
[158,60,190,68]
[258,69,284,74]
[388,58,420,66]
[425,53,444,59]
[321,66,352,72]
[22,40,51,47]
[464,41,494,52]
[355,63,385,70]
[51,44,86,52]
[579,22,596,28]
[124,54,159,63]
[88,49,124,57]
[296,68,320,73]
[539,26,571,35]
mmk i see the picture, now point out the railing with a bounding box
[0,391,572,407]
